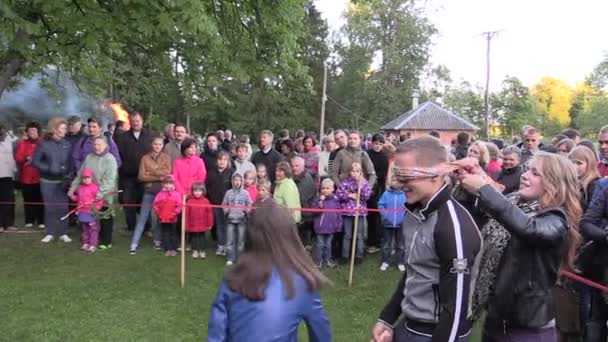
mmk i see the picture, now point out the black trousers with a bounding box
[0,177,15,228]
[21,183,44,225]
[190,232,207,251]
[366,190,382,248]
[99,207,114,245]
[161,223,177,251]
[119,176,144,231]
[298,221,314,246]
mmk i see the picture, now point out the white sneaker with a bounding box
[59,235,72,243]
[216,245,226,256]
[200,251,206,259]
[226,261,233,266]
[192,251,199,259]
[380,262,389,271]
[24,223,33,228]
[38,224,45,229]
[41,235,54,243]
[398,264,406,272]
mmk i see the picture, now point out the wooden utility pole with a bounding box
[319,64,328,139]
[483,31,498,139]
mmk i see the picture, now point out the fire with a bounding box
[110,103,130,130]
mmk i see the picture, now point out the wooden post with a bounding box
[180,195,187,288]
[348,176,363,288]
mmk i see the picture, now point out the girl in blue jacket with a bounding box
[208,206,331,342]
[377,180,406,272]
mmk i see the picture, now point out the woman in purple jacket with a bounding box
[72,117,121,172]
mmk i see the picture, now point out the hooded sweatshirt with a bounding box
[377,187,406,228]
[222,173,252,223]
[312,194,342,235]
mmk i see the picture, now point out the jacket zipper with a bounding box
[318,199,325,227]
[392,195,397,227]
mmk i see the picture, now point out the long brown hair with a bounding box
[569,146,600,202]
[226,206,329,301]
[533,153,582,271]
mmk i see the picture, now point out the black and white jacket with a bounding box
[378,183,482,342]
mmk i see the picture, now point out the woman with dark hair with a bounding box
[279,139,297,162]
[72,117,121,172]
[14,121,44,229]
[173,137,207,196]
[273,161,302,224]
[557,139,575,156]
[457,153,582,341]
[0,124,17,232]
[301,134,319,179]
[208,205,331,341]
[32,118,72,242]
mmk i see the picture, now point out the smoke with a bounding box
[0,70,112,129]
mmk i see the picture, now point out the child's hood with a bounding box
[81,168,95,178]
[231,172,244,189]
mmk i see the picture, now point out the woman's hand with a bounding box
[460,173,489,193]
[371,322,393,342]
[449,158,485,176]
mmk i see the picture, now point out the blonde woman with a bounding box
[459,153,581,341]
[467,141,490,171]
[569,146,601,211]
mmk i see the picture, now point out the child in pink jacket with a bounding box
[172,138,207,195]
[68,168,103,253]
[154,175,183,256]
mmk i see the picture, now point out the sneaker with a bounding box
[99,244,112,250]
[170,250,178,257]
[186,245,192,252]
[87,246,97,253]
[59,235,72,243]
[200,251,206,259]
[305,245,313,251]
[81,244,90,251]
[6,226,18,232]
[367,246,381,254]
[41,235,54,243]
[164,251,172,257]
[0,227,4,233]
[24,223,33,229]
[380,262,389,271]
[226,261,233,266]
[216,245,225,256]
[38,224,45,229]
[153,241,162,250]
[192,251,199,259]
[325,259,337,268]
[398,264,406,272]
[315,261,323,269]
[129,247,137,256]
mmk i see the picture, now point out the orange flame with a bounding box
[110,103,130,130]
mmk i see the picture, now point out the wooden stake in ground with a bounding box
[180,195,187,288]
[348,176,363,288]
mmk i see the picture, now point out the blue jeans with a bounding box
[382,226,405,264]
[342,216,365,259]
[40,182,68,236]
[314,234,334,263]
[213,208,226,246]
[226,222,245,262]
[130,192,160,247]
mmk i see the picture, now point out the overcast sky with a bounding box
[314,0,608,90]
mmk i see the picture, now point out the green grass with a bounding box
[1,204,482,341]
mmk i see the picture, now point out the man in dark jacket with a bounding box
[452,131,470,160]
[495,145,523,195]
[65,116,84,149]
[201,133,223,171]
[366,133,389,253]
[372,136,481,342]
[115,112,152,231]
[252,130,284,182]
[328,129,347,175]
[291,157,316,246]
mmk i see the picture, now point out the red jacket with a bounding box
[14,138,41,184]
[153,190,183,223]
[185,196,214,232]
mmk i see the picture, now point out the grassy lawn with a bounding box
[1,204,482,341]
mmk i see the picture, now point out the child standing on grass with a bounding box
[68,168,103,253]
[243,170,258,202]
[222,173,252,266]
[377,180,406,272]
[336,162,371,265]
[186,182,214,259]
[206,151,234,257]
[311,178,342,268]
[153,175,182,257]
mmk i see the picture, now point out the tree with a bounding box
[576,96,608,137]
[490,76,544,137]
[531,77,573,127]
[586,53,608,90]
[442,81,484,129]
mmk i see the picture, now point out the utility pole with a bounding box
[319,64,328,139]
[483,31,498,139]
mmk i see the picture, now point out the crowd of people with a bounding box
[2,113,608,341]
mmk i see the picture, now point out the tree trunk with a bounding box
[0,30,28,98]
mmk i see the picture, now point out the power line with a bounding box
[326,94,383,128]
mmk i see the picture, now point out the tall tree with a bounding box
[531,77,573,127]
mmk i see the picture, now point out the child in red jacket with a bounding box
[186,182,214,259]
[68,168,103,253]
[153,175,183,256]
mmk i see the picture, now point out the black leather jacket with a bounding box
[478,185,568,332]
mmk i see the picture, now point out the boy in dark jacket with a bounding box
[377,181,407,272]
[205,151,234,256]
[311,178,342,268]
[222,172,252,266]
